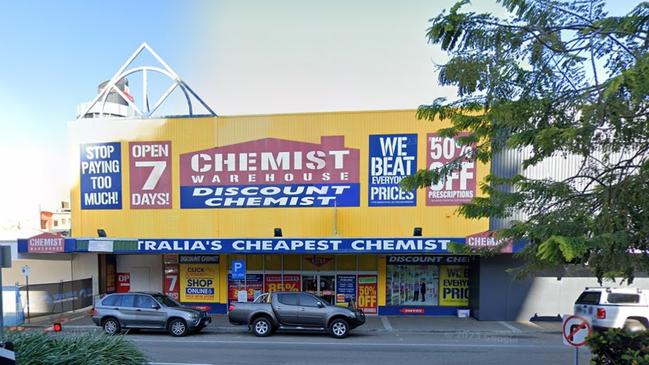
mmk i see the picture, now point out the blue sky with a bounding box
[0,0,641,228]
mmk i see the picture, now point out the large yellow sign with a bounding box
[179,259,219,303]
[70,111,489,239]
[439,265,469,306]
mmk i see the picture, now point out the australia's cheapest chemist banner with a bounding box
[133,238,465,254]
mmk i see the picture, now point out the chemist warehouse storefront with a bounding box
[26,237,480,315]
[19,110,524,316]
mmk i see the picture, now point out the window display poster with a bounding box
[336,275,357,306]
[264,274,301,292]
[357,275,377,314]
[179,262,218,303]
[228,274,264,302]
[386,265,439,306]
[164,264,179,300]
[439,265,469,306]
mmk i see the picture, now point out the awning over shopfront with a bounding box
[17,236,525,254]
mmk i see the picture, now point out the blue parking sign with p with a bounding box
[232,260,245,280]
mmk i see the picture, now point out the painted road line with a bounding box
[149,362,214,365]
[380,316,393,331]
[499,321,522,333]
[131,338,567,349]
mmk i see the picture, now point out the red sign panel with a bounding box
[426,133,477,206]
[164,264,179,300]
[264,274,301,292]
[27,232,64,253]
[129,141,172,209]
[357,275,378,314]
[466,231,513,253]
[178,136,361,209]
[116,272,131,293]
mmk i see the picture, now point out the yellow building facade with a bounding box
[26,110,490,315]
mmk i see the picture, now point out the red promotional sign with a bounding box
[178,136,361,209]
[129,141,172,209]
[228,274,264,302]
[357,275,378,314]
[426,133,476,206]
[264,274,301,292]
[116,272,131,293]
[27,232,64,253]
[164,264,179,300]
[466,231,513,253]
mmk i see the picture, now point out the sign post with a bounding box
[21,265,31,324]
[231,260,246,302]
[562,314,592,365]
[0,246,12,339]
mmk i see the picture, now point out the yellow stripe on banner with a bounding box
[378,255,386,306]
[220,254,228,304]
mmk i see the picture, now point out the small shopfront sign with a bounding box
[27,233,64,253]
[116,273,130,293]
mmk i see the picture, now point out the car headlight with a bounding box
[190,313,199,319]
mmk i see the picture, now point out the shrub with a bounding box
[4,330,148,365]
[587,329,649,365]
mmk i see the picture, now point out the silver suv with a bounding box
[92,292,211,336]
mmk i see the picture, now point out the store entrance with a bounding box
[302,273,336,305]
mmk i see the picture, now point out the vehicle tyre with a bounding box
[623,319,647,333]
[102,317,121,336]
[329,318,349,339]
[168,318,189,337]
[252,317,272,337]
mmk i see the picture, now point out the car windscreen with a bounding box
[152,294,180,307]
[607,293,640,304]
[575,291,601,305]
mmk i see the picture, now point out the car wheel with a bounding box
[168,319,189,337]
[329,319,349,339]
[102,318,121,336]
[252,317,272,337]
[623,319,647,333]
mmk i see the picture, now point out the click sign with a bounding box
[232,260,245,280]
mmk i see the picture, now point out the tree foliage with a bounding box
[401,0,649,281]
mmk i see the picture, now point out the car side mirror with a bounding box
[152,304,160,310]
[317,302,325,308]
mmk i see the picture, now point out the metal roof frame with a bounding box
[78,42,216,119]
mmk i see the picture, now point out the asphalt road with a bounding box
[131,330,591,365]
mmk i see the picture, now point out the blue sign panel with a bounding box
[133,237,464,254]
[336,275,357,304]
[80,142,122,209]
[368,134,417,206]
[231,260,246,280]
[180,184,360,209]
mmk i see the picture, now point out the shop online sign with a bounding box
[134,238,465,254]
[179,136,360,208]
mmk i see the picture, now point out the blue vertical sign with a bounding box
[80,142,122,209]
[231,260,246,280]
[368,134,417,206]
[336,275,357,304]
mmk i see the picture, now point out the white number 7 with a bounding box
[135,161,167,190]
[166,275,177,292]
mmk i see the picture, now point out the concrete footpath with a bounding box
[20,311,562,334]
